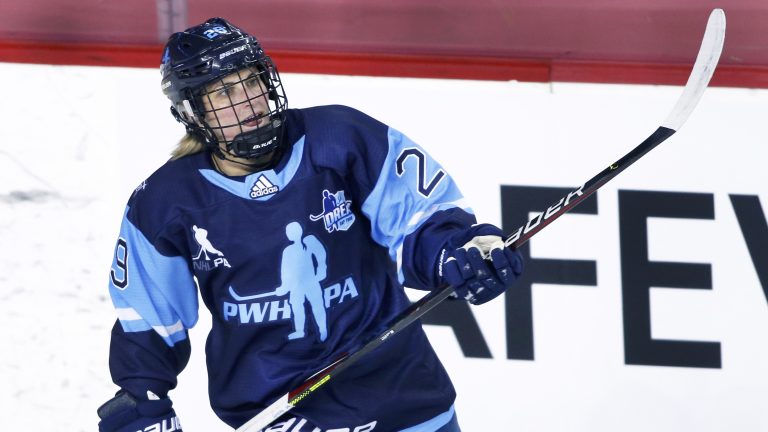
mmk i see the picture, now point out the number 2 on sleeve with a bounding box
[395,148,445,197]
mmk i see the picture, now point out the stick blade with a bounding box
[662,8,726,131]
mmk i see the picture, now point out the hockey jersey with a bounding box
[107,105,476,431]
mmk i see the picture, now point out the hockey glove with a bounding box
[98,390,182,432]
[440,224,524,305]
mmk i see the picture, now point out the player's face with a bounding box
[201,67,271,145]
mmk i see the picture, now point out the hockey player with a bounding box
[97,18,523,432]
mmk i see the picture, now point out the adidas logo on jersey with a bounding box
[250,174,279,198]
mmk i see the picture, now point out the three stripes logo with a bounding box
[250,174,279,198]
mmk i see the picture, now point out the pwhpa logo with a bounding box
[192,225,231,271]
[310,189,355,233]
[224,222,360,344]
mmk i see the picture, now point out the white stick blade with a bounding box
[661,8,726,131]
[235,394,292,432]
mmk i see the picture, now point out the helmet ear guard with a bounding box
[169,100,202,126]
[170,102,217,150]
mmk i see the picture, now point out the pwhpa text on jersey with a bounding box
[222,277,359,324]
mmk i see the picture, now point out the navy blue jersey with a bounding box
[107,105,477,431]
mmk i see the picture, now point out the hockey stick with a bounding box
[229,286,281,301]
[236,9,725,431]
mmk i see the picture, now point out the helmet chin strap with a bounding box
[205,116,287,174]
[227,117,283,158]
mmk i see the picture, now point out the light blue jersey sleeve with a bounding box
[361,128,475,286]
[108,206,199,347]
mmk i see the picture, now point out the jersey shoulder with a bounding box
[291,105,391,172]
[124,152,210,239]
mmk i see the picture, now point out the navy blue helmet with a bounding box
[160,18,288,159]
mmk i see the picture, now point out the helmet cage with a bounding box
[188,59,287,158]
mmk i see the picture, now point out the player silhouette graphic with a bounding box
[275,222,329,342]
[321,190,337,214]
[309,190,337,222]
[192,225,224,260]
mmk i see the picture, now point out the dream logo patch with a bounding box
[309,189,356,233]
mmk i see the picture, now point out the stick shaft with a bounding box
[236,9,725,431]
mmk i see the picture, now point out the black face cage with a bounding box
[185,56,288,159]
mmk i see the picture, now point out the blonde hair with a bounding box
[171,133,206,160]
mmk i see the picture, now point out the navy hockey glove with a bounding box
[98,390,182,432]
[440,224,523,305]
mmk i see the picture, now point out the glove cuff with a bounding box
[98,390,181,432]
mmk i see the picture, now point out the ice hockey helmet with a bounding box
[160,18,288,159]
